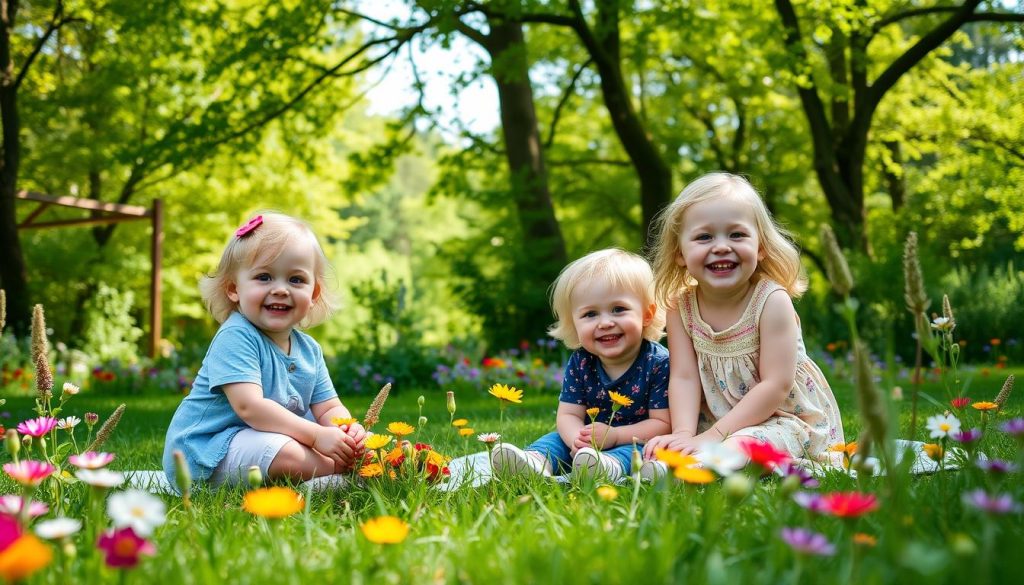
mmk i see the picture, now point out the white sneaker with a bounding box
[572,448,623,481]
[638,460,669,482]
[490,444,551,477]
[300,474,348,492]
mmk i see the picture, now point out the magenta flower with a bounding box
[15,416,58,438]
[96,526,156,568]
[951,428,982,444]
[0,495,49,518]
[0,514,20,550]
[3,460,56,486]
[975,459,1017,474]
[962,489,1021,515]
[69,451,116,470]
[792,491,829,513]
[776,462,819,488]
[1000,418,1024,437]
[780,527,835,556]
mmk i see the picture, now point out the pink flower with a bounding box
[0,514,20,550]
[3,460,56,487]
[68,451,116,470]
[820,491,879,518]
[780,527,835,556]
[96,527,155,568]
[0,495,49,519]
[15,417,58,438]
[739,438,791,473]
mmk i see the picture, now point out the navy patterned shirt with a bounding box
[558,339,670,426]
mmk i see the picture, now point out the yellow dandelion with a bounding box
[608,391,633,408]
[922,443,944,462]
[387,422,415,437]
[242,487,304,519]
[452,419,469,428]
[365,434,393,450]
[331,417,358,427]
[596,485,618,501]
[458,428,476,437]
[488,383,523,404]
[359,463,385,478]
[653,448,698,469]
[674,466,715,484]
[361,515,410,545]
[424,450,449,467]
[586,407,600,420]
[972,401,998,412]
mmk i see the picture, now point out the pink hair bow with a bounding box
[235,215,263,238]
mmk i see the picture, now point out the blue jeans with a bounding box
[526,431,638,475]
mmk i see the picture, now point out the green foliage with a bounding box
[80,283,144,364]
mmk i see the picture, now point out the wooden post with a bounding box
[149,198,163,359]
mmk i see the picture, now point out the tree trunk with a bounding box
[0,0,30,335]
[480,17,568,341]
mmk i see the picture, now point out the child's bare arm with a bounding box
[555,402,587,455]
[223,383,356,468]
[644,308,702,457]
[708,290,797,437]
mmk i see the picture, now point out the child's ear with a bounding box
[312,281,322,303]
[758,246,766,261]
[643,302,657,325]
[675,250,686,268]
[226,281,239,303]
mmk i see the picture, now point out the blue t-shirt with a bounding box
[162,311,337,484]
[559,339,669,426]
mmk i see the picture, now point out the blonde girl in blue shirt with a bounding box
[163,212,365,487]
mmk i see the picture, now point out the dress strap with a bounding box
[677,288,697,337]
[748,279,786,325]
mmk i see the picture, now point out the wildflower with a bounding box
[446,391,456,415]
[451,419,469,428]
[1001,418,1024,437]
[331,417,357,427]
[364,434,393,451]
[84,412,99,428]
[458,428,475,437]
[951,428,982,445]
[775,462,820,489]
[15,417,58,438]
[488,383,523,404]
[596,485,618,501]
[477,433,501,444]
[383,446,405,467]
[386,422,415,437]
[653,448,698,469]
[930,317,954,331]
[828,441,857,457]
[360,516,409,544]
[925,413,961,439]
[739,439,791,473]
[793,491,829,513]
[608,391,633,408]
[820,491,879,518]
[0,495,48,518]
[950,397,971,409]
[56,416,81,430]
[696,442,746,476]
[962,489,1021,515]
[61,382,80,396]
[69,451,116,469]
[674,466,715,484]
[34,518,82,540]
[4,460,56,486]
[972,401,998,412]
[242,487,304,519]
[975,459,1017,474]
[74,469,125,489]
[107,490,166,537]
[586,407,600,420]
[359,463,385,478]
[853,533,877,547]
[922,443,944,462]
[780,527,835,556]
[96,526,155,568]
[0,517,52,581]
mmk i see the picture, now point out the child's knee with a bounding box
[269,441,333,479]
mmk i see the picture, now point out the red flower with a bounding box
[425,463,450,482]
[820,491,878,518]
[950,397,971,409]
[96,527,155,568]
[739,439,791,472]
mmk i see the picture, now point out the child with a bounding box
[490,249,671,481]
[162,212,365,488]
[643,173,844,467]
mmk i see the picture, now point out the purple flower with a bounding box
[777,462,820,488]
[951,428,983,444]
[962,489,1021,515]
[1000,418,1024,437]
[975,459,1017,474]
[780,527,836,556]
[792,491,829,513]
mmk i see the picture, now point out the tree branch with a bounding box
[545,57,592,149]
[15,2,80,90]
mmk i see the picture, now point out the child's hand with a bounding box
[313,426,357,469]
[575,423,615,451]
[643,431,699,458]
[344,422,367,460]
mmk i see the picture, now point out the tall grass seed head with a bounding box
[820,225,854,296]
[902,232,929,313]
[995,375,1014,407]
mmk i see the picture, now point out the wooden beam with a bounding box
[149,199,164,359]
[16,189,150,217]
[18,216,149,229]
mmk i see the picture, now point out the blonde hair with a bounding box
[199,211,337,327]
[548,248,666,349]
[651,172,806,307]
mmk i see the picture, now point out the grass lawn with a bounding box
[1,366,1022,584]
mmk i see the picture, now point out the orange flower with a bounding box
[828,442,857,457]
[458,428,476,437]
[0,534,52,582]
[451,419,469,428]
[674,466,715,484]
[972,401,998,412]
[653,448,698,469]
[922,443,944,462]
[586,407,600,420]
[360,516,409,544]
[386,422,415,437]
[359,463,385,478]
[242,487,304,519]
[853,533,877,547]
[990,338,1001,346]
[608,391,633,408]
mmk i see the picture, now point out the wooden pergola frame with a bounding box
[16,190,164,358]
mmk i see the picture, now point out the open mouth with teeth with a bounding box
[596,333,622,345]
[707,261,738,273]
[265,303,292,313]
